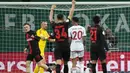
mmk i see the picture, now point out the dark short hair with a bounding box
[57,14,64,20]
[23,23,31,27]
[93,16,100,24]
[72,17,79,23]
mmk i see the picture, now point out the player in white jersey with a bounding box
[68,17,86,73]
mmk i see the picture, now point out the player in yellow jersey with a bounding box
[34,21,55,73]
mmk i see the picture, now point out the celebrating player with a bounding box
[49,0,75,73]
[23,23,52,73]
[34,22,55,73]
[68,17,86,73]
[88,16,110,73]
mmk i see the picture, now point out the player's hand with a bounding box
[49,39,55,42]
[31,35,35,38]
[72,0,76,4]
[41,36,47,40]
[86,24,91,28]
[24,48,27,54]
[107,50,111,56]
[51,5,56,10]
[53,39,56,42]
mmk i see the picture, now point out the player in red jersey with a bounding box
[49,0,75,73]
[23,23,52,73]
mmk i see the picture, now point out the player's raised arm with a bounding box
[68,0,75,20]
[49,5,56,23]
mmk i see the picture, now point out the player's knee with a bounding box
[26,61,31,73]
[41,57,46,64]
[26,61,31,67]
[37,64,44,68]
[56,59,62,65]
[26,63,30,67]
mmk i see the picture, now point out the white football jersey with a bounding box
[68,25,86,51]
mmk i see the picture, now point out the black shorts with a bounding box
[26,54,43,62]
[54,45,70,61]
[90,44,106,61]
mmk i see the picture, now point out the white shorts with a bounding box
[70,51,84,59]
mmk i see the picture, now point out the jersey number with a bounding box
[55,28,67,39]
[72,31,83,40]
[90,29,97,42]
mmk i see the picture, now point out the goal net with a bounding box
[0,2,130,73]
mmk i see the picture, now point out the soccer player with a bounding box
[34,22,55,73]
[88,16,110,73]
[23,23,52,73]
[49,0,75,73]
[68,17,86,73]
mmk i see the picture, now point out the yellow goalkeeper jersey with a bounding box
[36,28,50,56]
